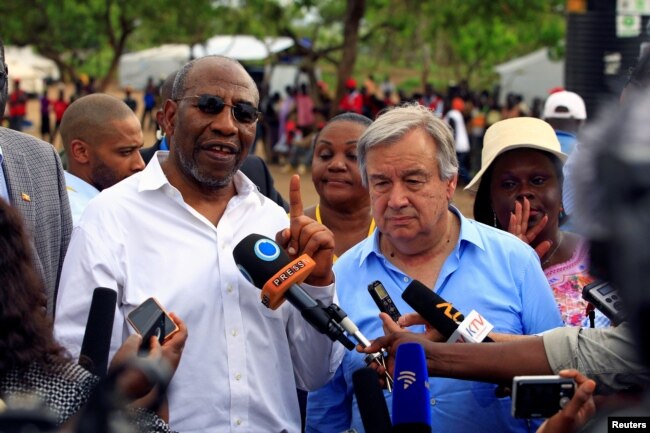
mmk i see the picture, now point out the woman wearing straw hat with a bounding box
[466,117,609,327]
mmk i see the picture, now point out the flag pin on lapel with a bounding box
[21,192,31,202]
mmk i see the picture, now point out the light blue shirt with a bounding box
[307,207,563,433]
[555,130,578,155]
[0,144,10,203]
[560,133,581,234]
[64,171,100,226]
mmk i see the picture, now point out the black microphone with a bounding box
[401,280,493,343]
[233,233,356,350]
[79,287,117,377]
[352,368,392,433]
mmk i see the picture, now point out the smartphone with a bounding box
[582,280,626,325]
[511,375,576,418]
[368,280,401,322]
[127,298,179,348]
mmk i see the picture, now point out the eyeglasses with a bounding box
[175,94,261,124]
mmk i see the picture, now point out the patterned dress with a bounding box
[545,238,611,327]
[1,361,175,432]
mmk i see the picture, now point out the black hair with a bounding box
[473,149,565,228]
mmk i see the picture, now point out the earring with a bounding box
[493,211,497,227]
[559,204,567,221]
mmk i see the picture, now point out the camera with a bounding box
[511,375,576,418]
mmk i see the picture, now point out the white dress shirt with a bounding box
[55,153,344,433]
[64,171,100,226]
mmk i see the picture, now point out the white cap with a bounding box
[543,91,587,120]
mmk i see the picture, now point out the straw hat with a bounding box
[464,117,567,192]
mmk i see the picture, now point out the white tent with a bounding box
[192,35,294,61]
[118,36,295,90]
[118,44,190,90]
[4,46,60,94]
[495,48,564,106]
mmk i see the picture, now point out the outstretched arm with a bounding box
[360,313,553,385]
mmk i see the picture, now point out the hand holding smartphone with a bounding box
[127,298,179,352]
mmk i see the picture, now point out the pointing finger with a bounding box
[289,174,304,220]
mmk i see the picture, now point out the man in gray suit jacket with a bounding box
[0,40,72,316]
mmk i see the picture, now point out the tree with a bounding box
[1,0,103,84]
[0,0,222,91]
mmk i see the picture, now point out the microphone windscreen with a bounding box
[233,233,291,288]
[392,342,432,432]
[402,280,464,339]
[79,287,117,377]
[352,367,392,433]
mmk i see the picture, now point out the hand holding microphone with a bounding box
[401,280,494,343]
[358,313,435,383]
[276,174,335,286]
[233,232,394,386]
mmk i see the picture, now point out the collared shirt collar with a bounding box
[356,205,486,267]
[138,150,262,204]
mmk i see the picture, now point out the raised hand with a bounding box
[508,198,552,259]
[276,174,335,286]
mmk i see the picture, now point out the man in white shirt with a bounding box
[54,55,344,433]
[60,93,145,225]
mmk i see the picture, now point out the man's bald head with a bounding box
[171,55,258,103]
[61,93,145,191]
[60,93,139,153]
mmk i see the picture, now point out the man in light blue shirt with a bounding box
[306,104,563,433]
[60,93,145,225]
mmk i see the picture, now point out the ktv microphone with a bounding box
[79,287,117,378]
[352,368,392,433]
[392,342,431,433]
[233,233,356,349]
[401,280,493,343]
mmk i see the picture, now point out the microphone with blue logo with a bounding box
[392,342,432,433]
[233,233,358,349]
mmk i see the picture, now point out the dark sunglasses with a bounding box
[176,94,261,124]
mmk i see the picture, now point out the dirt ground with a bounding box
[21,84,476,217]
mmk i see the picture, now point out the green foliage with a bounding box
[0,0,567,92]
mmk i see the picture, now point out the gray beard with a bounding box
[177,145,241,190]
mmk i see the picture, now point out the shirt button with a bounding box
[430,398,436,406]
[403,276,409,282]
[227,284,233,293]
[235,373,242,381]
[235,419,242,426]
[222,243,230,250]
[231,329,238,337]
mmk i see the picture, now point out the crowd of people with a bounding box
[258,74,579,187]
[1,32,649,433]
